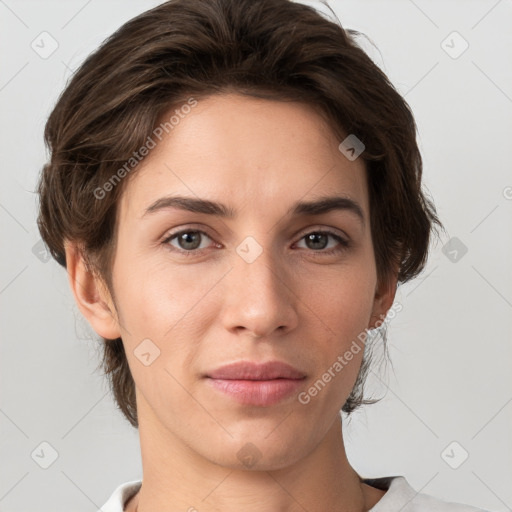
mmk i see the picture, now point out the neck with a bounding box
[127,406,383,512]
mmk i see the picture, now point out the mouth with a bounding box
[205,360,307,406]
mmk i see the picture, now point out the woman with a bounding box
[36,0,488,510]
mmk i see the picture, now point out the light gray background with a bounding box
[1,1,511,511]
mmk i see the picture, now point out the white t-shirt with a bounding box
[98,476,488,512]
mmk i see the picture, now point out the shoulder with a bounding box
[99,480,142,512]
[99,476,490,512]
[365,476,490,512]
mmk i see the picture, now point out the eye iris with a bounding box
[178,232,201,250]
[306,233,328,250]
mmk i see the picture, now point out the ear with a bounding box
[368,270,398,330]
[64,241,121,340]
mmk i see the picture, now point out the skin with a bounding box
[66,93,397,512]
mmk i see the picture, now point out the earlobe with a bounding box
[368,271,398,330]
[64,241,121,340]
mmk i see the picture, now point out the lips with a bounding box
[205,361,307,406]
[206,360,306,380]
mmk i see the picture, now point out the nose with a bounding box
[219,243,299,339]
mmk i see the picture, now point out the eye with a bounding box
[163,229,215,253]
[295,230,349,254]
[162,228,350,256]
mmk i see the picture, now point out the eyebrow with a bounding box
[143,195,365,226]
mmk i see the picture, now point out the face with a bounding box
[107,93,392,470]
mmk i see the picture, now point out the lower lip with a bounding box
[206,378,305,406]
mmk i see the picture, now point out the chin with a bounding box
[197,429,310,472]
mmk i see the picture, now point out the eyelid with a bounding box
[162,223,215,241]
[161,226,218,249]
[294,225,349,242]
[292,228,350,255]
[162,225,348,243]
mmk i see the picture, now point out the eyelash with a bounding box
[161,228,350,257]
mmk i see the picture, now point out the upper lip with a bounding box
[206,361,306,380]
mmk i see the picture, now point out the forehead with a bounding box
[119,93,368,221]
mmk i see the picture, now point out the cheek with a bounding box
[111,255,231,389]
[299,259,376,332]
[113,252,220,333]
[297,274,372,411]
[295,257,376,387]
[111,259,216,404]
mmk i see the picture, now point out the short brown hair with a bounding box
[37,0,442,428]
